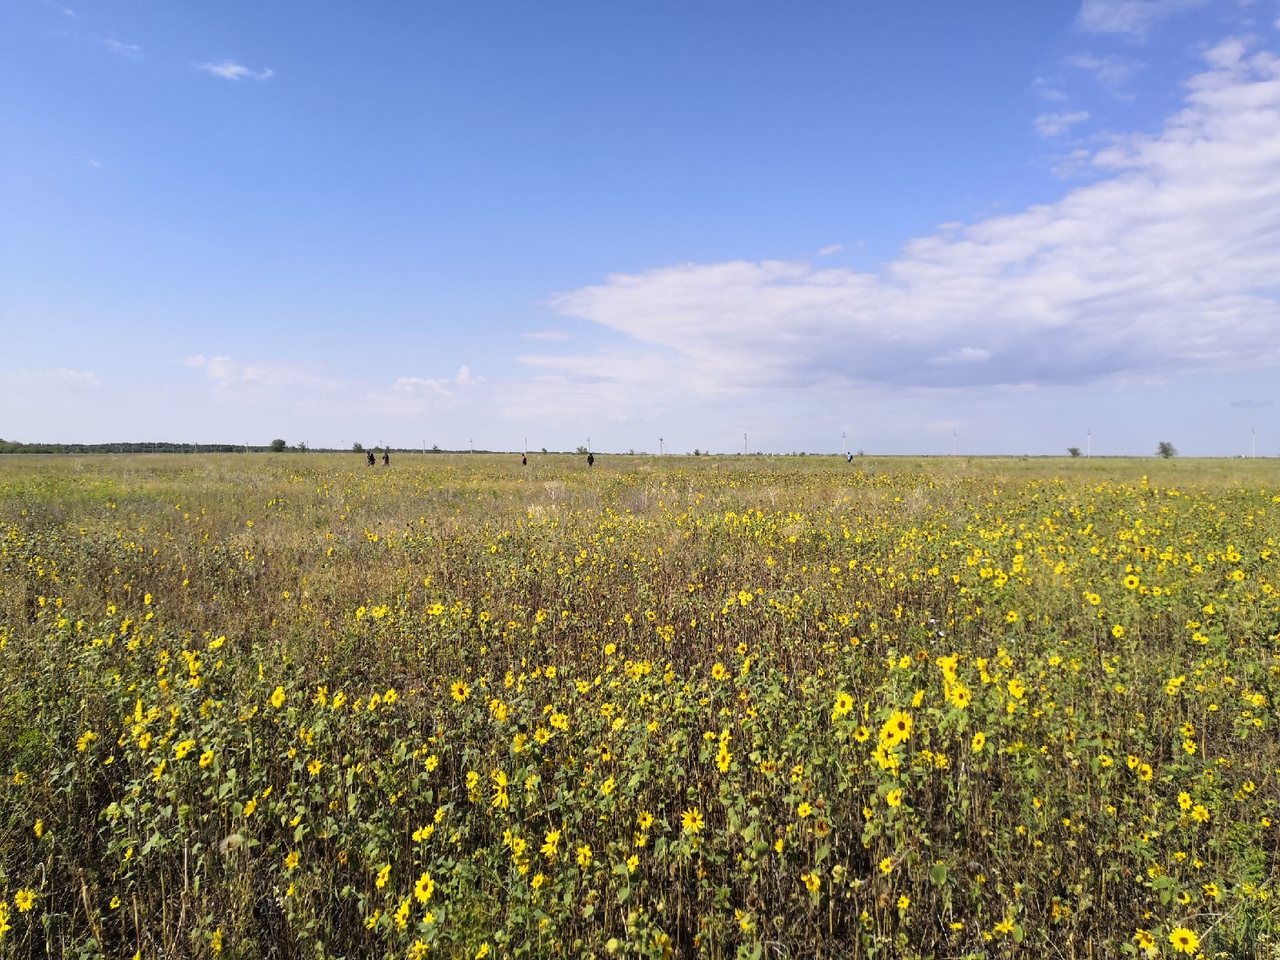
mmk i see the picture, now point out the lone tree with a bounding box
[270,438,287,452]
[352,442,363,453]
[1157,441,1177,459]
[1067,447,1081,457]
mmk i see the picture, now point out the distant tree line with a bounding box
[1,440,579,455]
[0,439,288,454]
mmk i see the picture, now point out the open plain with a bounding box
[2,454,1278,958]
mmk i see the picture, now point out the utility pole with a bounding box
[588,436,591,454]
[744,432,748,455]
[659,437,663,456]
[1087,429,1091,458]
[842,431,846,457]
[953,430,957,456]
[470,438,473,453]
[1252,427,1256,459]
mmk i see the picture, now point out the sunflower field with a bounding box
[1,453,1278,959]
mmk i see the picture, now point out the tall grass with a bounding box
[1,454,1278,958]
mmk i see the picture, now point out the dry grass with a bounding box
[1,453,1278,959]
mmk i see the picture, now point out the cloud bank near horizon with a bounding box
[533,39,1280,407]
[141,33,1280,453]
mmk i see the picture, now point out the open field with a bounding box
[2,453,1279,959]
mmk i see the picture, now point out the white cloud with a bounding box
[103,39,139,56]
[523,329,572,341]
[174,353,502,439]
[1033,77,1069,101]
[818,244,844,256]
[183,355,488,420]
[366,366,482,414]
[1035,110,1092,137]
[544,39,1280,404]
[196,61,274,81]
[1077,0,1208,36]
[184,355,336,390]
[1050,147,1095,178]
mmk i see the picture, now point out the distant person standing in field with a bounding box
[367,451,376,466]
[382,450,390,466]
[587,452,594,467]
[521,454,527,466]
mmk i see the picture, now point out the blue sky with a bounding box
[3,0,1279,455]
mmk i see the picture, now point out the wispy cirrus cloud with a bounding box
[0,367,100,388]
[39,0,75,17]
[196,61,274,81]
[1064,52,1142,97]
[1077,0,1208,37]
[523,329,572,341]
[1035,110,1091,137]
[1032,78,1068,102]
[931,347,993,366]
[182,355,487,419]
[1231,397,1274,408]
[184,355,335,390]
[103,38,139,56]
[366,366,483,414]
[537,39,1280,411]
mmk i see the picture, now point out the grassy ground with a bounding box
[1,453,1278,959]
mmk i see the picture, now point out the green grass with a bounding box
[1,454,1278,959]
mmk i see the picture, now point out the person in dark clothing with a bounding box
[382,450,390,466]
[367,451,376,466]
[521,454,527,466]
[587,452,594,467]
